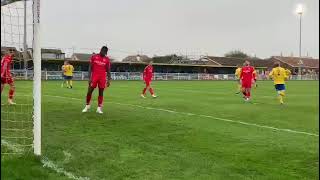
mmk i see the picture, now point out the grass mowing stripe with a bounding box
[166,88,318,97]
[44,95,319,137]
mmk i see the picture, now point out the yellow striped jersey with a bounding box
[62,65,74,76]
[269,67,288,84]
[235,68,241,79]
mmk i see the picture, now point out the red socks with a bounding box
[98,96,104,107]
[142,87,155,96]
[86,94,103,107]
[242,90,251,98]
[86,94,92,105]
[142,88,147,95]
[149,88,154,95]
[9,88,14,100]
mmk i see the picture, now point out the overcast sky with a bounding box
[41,0,319,60]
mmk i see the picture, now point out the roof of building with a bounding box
[122,55,151,62]
[71,53,94,61]
[1,46,25,59]
[206,56,273,68]
[70,53,116,62]
[41,48,64,54]
[271,56,319,68]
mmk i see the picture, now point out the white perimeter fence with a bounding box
[11,70,319,81]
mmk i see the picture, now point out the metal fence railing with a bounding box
[11,70,319,81]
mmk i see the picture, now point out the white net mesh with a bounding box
[1,0,34,155]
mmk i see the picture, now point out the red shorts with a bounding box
[144,79,152,86]
[90,76,106,89]
[1,76,14,85]
[241,81,252,88]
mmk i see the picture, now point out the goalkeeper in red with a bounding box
[82,46,111,114]
[141,61,157,98]
[1,50,16,105]
[240,60,255,101]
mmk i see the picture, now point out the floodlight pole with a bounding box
[299,13,302,59]
[298,12,302,80]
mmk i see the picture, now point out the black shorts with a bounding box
[64,76,73,80]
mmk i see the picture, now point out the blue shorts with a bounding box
[64,76,73,80]
[275,84,285,91]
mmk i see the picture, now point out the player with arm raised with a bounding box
[269,62,288,104]
[1,49,16,105]
[141,60,157,98]
[82,46,111,114]
[240,60,255,101]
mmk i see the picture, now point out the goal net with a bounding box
[1,0,41,156]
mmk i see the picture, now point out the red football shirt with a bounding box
[143,65,153,81]
[90,54,111,78]
[1,55,13,78]
[240,66,255,82]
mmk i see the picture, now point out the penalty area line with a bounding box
[44,95,319,137]
[41,157,90,180]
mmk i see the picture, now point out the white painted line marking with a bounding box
[1,140,90,180]
[41,157,90,180]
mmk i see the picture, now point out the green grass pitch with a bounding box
[1,80,319,180]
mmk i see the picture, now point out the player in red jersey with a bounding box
[1,49,16,105]
[141,61,157,98]
[82,46,111,114]
[240,60,255,101]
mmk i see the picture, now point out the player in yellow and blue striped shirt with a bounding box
[268,62,288,104]
[234,65,242,94]
[61,61,74,89]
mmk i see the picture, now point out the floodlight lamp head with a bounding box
[296,4,304,15]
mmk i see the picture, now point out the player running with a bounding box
[82,46,111,114]
[1,49,16,105]
[141,61,157,98]
[234,65,242,94]
[62,61,74,88]
[240,60,255,101]
[268,62,288,104]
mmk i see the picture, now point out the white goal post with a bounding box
[32,0,41,156]
[1,0,41,156]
